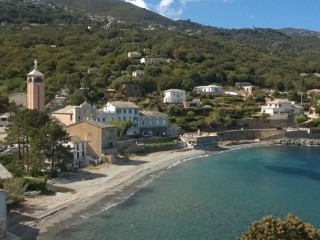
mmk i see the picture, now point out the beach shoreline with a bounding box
[9,142,268,239]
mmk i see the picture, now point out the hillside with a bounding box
[279,28,320,37]
[1,0,320,106]
[45,0,174,26]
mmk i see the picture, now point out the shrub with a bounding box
[2,178,27,207]
[22,177,47,192]
[238,213,320,240]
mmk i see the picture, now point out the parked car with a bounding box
[128,134,140,138]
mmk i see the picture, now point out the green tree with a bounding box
[6,109,50,160]
[108,119,133,138]
[33,121,72,176]
[67,90,86,105]
[238,214,320,240]
[0,96,9,114]
[294,114,307,129]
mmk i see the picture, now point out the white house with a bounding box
[140,57,165,65]
[163,89,186,104]
[261,99,304,120]
[243,85,259,94]
[139,111,168,136]
[103,101,140,135]
[96,110,117,124]
[63,136,88,170]
[132,70,144,78]
[0,113,11,133]
[194,85,223,95]
[128,51,141,59]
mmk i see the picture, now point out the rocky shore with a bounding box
[269,138,320,146]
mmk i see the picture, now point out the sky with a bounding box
[124,0,320,31]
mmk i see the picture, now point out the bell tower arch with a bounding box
[27,59,45,111]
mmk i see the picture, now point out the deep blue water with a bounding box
[41,146,320,240]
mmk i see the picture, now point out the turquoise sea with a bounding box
[40,146,320,240]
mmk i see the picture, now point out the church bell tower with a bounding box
[27,59,45,111]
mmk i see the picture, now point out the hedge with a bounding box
[23,177,47,192]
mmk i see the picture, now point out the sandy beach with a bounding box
[9,142,268,239]
[9,148,210,239]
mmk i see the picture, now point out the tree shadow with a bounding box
[49,170,107,184]
[8,211,40,240]
[265,165,320,181]
[113,159,148,166]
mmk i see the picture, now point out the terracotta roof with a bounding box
[66,119,115,129]
[308,89,320,92]
[84,119,115,128]
[52,105,74,114]
[108,101,139,109]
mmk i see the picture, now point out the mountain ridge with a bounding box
[46,0,320,35]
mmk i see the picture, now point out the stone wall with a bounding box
[236,118,294,129]
[285,130,320,139]
[117,139,186,154]
[217,129,285,141]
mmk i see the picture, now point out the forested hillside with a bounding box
[1,0,320,105]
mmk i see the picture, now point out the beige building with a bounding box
[66,119,117,160]
[8,93,27,108]
[27,59,45,111]
[51,101,97,126]
[128,51,141,59]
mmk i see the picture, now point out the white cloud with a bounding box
[156,0,184,19]
[125,0,149,9]
[126,0,210,20]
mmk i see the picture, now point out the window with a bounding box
[82,151,85,157]
[134,109,137,115]
[123,117,126,121]
[129,109,131,114]
[70,115,73,121]
[77,152,79,159]
[102,117,106,122]
[34,77,43,83]
[124,109,126,114]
